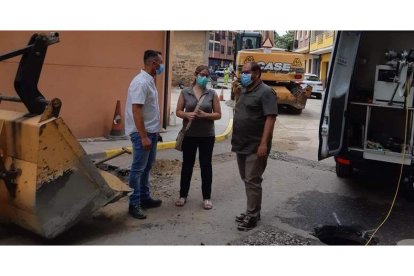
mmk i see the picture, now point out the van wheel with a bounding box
[336,162,353,178]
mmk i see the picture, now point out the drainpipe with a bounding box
[163,31,171,130]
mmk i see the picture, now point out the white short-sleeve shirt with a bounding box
[125,69,161,135]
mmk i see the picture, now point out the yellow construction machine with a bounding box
[0,33,130,239]
[232,32,311,114]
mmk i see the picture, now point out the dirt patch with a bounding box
[282,136,311,142]
[272,140,299,152]
[155,152,235,171]
[97,153,237,204]
[97,160,180,201]
[151,159,181,198]
[152,159,182,176]
[269,151,335,172]
[151,154,236,199]
[212,152,236,163]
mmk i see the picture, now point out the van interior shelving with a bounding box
[345,32,414,165]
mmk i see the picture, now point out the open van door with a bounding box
[318,31,361,160]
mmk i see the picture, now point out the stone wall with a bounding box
[171,31,208,87]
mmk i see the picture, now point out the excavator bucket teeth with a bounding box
[0,110,130,239]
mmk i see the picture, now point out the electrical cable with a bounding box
[365,67,412,245]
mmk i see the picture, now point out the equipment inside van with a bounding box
[319,31,414,192]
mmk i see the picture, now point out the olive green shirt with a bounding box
[231,80,278,154]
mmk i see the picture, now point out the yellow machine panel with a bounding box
[236,49,306,81]
[233,48,311,113]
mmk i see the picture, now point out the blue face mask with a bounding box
[156,64,164,75]
[196,75,208,88]
[241,73,252,87]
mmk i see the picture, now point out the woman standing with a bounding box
[175,65,222,209]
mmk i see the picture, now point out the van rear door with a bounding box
[318,31,361,160]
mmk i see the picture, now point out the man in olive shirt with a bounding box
[231,62,278,231]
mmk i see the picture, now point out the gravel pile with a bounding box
[230,225,315,245]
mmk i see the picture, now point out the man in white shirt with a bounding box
[125,50,164,219]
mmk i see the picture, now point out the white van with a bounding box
[319,31,414,191]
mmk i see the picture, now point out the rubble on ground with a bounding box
[229,225,316,245]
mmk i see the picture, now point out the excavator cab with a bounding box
[0,33,130,239]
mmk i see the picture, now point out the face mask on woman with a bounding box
[240,73,253,87]
[196,75,208,88]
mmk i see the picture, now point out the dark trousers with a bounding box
[180,136,215,199]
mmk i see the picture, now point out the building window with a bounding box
[214,43,220,51]
[209,32,215,41]
[227,46,232,55]
[209,43,213,51]
[228,32,232,41]
[221,31,226,40]
[221,45,224,54]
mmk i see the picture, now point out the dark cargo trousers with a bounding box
[236,153,268,218]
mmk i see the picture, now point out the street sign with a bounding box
[262,37,274,48]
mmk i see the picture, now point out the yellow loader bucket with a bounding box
[273,85,312,110]
[0,109,131,239]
